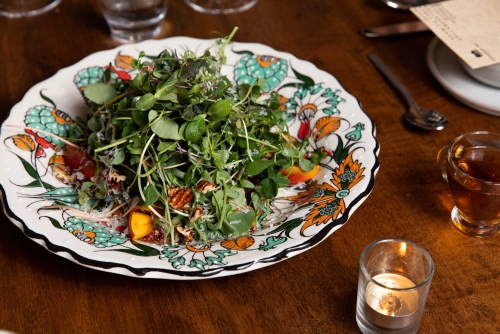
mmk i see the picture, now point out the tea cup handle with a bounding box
[437,146,449,181]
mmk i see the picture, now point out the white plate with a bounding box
[0,37,379,279]
[426,37,500,116]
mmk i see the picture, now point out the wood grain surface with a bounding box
[1,0,499,333]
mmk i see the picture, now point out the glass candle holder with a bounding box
[356,239,434,334]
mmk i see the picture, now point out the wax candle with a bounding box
[364,273,419,329]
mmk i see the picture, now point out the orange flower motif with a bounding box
[221,236,255,251]
[10,134,35,152]
[301,197,346,234]
[49,155,66,168]
[186,244,211,253]
[283,151,365,235]
[331,151,365,190]
[115,52,135,69]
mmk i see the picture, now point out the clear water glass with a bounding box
[0,0,61,18]
[356,239,434,334]
[98,0,168,43]
[183,0,257,14]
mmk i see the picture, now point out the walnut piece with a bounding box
[108,171,126,182]
[168,187,193,210]
[176,225,194,243]
[189,206,204,222]
[195,180,217,194]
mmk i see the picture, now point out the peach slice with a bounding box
[128,206,154,240]
[280,164,321,185]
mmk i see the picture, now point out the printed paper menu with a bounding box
[411,0,500,69]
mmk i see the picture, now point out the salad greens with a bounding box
[67,28,314,243]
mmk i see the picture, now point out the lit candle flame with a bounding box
[399,242,407,257]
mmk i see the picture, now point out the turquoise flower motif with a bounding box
[234,54,288,91]
[74,66,118,92]
[189,259,208,271]
[319,203,338,216]
[311,188,326,198]
[321,88,345,115]
[24,105,74,148]
[64,217,128,248]
[258,236,287,251]
[340,170,356,183]
[168,257,186,269]
[42,187,80,208]
[345,123,365,141]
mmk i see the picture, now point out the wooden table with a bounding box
[1,0,499,333]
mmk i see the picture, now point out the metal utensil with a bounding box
[359,20,429,38]
[368,53,448,130]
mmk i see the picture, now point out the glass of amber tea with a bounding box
[438,132,500,237]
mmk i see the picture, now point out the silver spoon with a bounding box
[368,53,448,131]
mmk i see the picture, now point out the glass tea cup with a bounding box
[437,131,500,237]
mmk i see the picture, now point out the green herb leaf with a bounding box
[282,146,299,158]
[270,176,290,187]
[84,83,118,104]
[136,93,157,111]
[184,115,206,142]
[144,184,158,206]
[239,179,255,189]
[207,99,231,119]
[157,141,176,153]
[87,118,102,132]
[311,148,328,165]
[112,147,126,165]
[155,72,178,99]
[298,157,314,172]
[246,160,274,176]
[148,110,158,122]
[151,117,181,140]
[132,110,148,127]
[226,210,256,236]
[80,182,94,192]
[261,178,279,199]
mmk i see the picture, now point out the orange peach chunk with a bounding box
[129,207,153,240]
[280,164,321,185]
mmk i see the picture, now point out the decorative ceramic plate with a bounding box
[0,37,379,279]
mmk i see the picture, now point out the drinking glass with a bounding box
[183,0,257,15]
[378,0,443,10]
[438,131,500,237]
[356,239,434,334]
[98,0,168,43]
[0,0,61,18]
